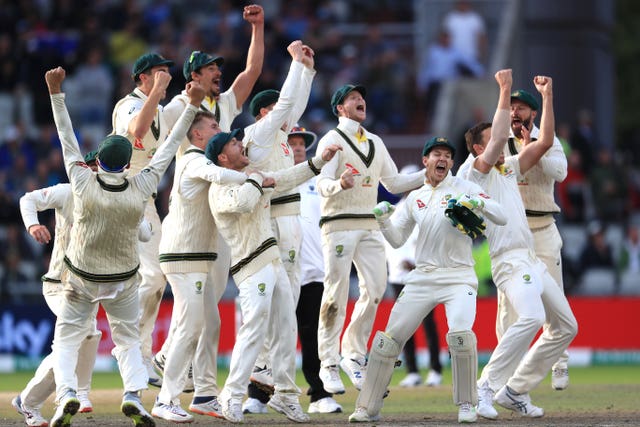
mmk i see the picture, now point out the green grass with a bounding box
[1,365,638,392]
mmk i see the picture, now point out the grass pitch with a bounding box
[1,365,638,426]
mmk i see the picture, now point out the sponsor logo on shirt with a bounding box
[479,192,491,199]
[281,142,291,156]
[74,161,89,168]
[133,138,145,150]
[416,199,426,209]
[345,163,361,176]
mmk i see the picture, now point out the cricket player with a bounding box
[241,39,316,402]
[499,88,570,390]
[349,136,506,424]
[206,130,341,423]
[13,151,103,427]
[14,152,154,426]
[458,71,578,419]
[45,66,204,427]
[314,84,425,393]
[151,111,248,423]
[153,4,264,397]
[111,52,174,387]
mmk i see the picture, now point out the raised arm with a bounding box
[266,143,341,193]
[518,76,555,174]
[45,67,89,183]
[228,4,264,108]
[128,71,172,140]
[473,69,512,173]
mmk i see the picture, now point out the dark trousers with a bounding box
[247,281,332,403]
[392,283,442,374]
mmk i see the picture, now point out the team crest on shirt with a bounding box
[281,142,291,156]
[148,148,157,158]
[195,281,203,294]
[133,138,145,150]
[344,163,361,176]
[335,245,344,257]
[288,249,296,263]
[416,199,426,209]
[257,283,266,296]
[523,274,532,284]
[496,164,514,177]
[362,176,372,187]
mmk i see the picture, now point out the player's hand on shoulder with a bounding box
[262,176,276,188]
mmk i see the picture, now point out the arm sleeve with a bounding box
[315,133,345,197]
[379,197,416,249]
[136,104,198,196]
[266,155,326,193]
[379,143,425,193]
[214,173,265,214]
[19,184,69,230]
[480,109,510,166]
[190,156,248,185]
[288,66,316,127]
[50,93,92,191]
[244,61,304,164]
[538,136,568,182]
[466,181,507,226]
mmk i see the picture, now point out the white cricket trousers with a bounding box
[21,283,100,408]
[157,235,231,397]
[137,202,167,360]
[318,229,388,366]
[490,249,577,393]
[496,223,569,369]
[52,271,148,399]
[255,214,302,369]
[223,260,300,400]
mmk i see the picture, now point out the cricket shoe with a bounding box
[348,407,380,423]
[267,393,310,423]
[50,390,80,427]
[219,389,243,423]
[425,369,443,386]
[189,397,223,418]
[77,391,93,413]
[340,357,366,390]
[458,402,478,423]
[121,392,155,426]
[551,367,569,390]
[476,380,498,419]
[319,365,345,394]
[145,357,162,388]
[242,397,268,414]
[250,365,275,396]
[494,385,544,418]
[151,399,193,423]
[308,397,343,413]
[12,394,48,427]
[399,372,422,387]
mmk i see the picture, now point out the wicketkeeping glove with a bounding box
[373,201,395,221]
[445,198,486,239]
[456,193,485,211]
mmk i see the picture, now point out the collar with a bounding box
[337,117,363,136]
[133,87,148,101]
[97,167,129,183]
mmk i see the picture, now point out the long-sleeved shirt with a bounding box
[315,117,425,233]
[243,60,316,217]
[380,173,505,274]
[52,92,197,281]
[209,156,325,284]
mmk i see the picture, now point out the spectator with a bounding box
[578,221,616,274]
[589,148,628,225]
[557,150,592,223]
[442,0,488,66]
[618,223,640,275]
[416,30,484,130]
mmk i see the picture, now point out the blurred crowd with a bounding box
[1,0,638,302]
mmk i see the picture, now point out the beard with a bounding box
[512,116,533,138]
